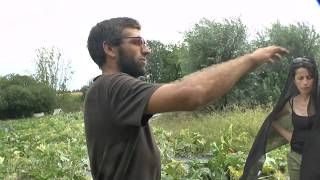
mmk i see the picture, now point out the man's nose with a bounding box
[142,45,151,55]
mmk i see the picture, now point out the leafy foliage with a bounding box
[56,92,83,112]
[1,85,35,118]
[179,19,320,109]
[0,112,88,179]
[144,19,320,109]
[181,18,248,75]
[0,108,289,180]
[146,41,182,83]
[244,22,320,106]
[33,47,73,92]
[0,74,56,119]
[154,125,287,180]
[151,107,289,179]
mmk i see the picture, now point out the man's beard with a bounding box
[117,47,146,78]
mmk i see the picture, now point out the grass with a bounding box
[150,105,272,152]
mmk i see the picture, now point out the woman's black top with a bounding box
[290,102,315,154]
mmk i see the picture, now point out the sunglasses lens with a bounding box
[115,37,148,48]
[293,58,311,64]
[129,37,148,47]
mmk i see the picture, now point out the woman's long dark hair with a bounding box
[240,57,319,180]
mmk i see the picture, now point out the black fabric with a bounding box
[299,121,320,179]
[290,109,314,154]
[84,73,161,180]
[241,57,319,180]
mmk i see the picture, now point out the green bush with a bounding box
[0,74,57,119]
[56,93,83,113]
[0,91,8,110]
[29,86,57,113]
[1,85,35,118]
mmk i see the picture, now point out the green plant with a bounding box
[0,112,88,179]
[174,129,207,157]
[0,74,57,119]
[56,93,83,112]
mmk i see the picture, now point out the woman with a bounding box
[240,57,319,180]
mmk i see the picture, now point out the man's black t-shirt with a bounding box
[84,73,161,180]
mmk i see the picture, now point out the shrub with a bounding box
[56,93,83,113]
[0,74,57,119]
[29,86,57,113]
[2,85,35,118]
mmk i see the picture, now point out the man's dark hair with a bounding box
[87,17,141,68]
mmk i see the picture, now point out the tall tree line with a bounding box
[145,18,320,110]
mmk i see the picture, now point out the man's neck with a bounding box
[101,63,120,75]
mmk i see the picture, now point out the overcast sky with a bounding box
[1,0,319,90]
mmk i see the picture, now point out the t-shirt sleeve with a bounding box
[107,73,161,127]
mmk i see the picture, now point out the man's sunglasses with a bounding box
[112,36,148,47]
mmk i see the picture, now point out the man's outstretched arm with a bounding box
[147,46,288,114]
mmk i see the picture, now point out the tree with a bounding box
[33,47,73,92]
[247,22,320,105]
[146,40,182,83]
[181,17,249,109]
[0,74,38,88]
[181,18,248,75]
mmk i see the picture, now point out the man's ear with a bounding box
[103,42,117,58]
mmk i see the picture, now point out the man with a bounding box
[84,17,288,180]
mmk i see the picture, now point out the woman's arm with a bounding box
[271,102,292,142]
[271,121,292,142]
